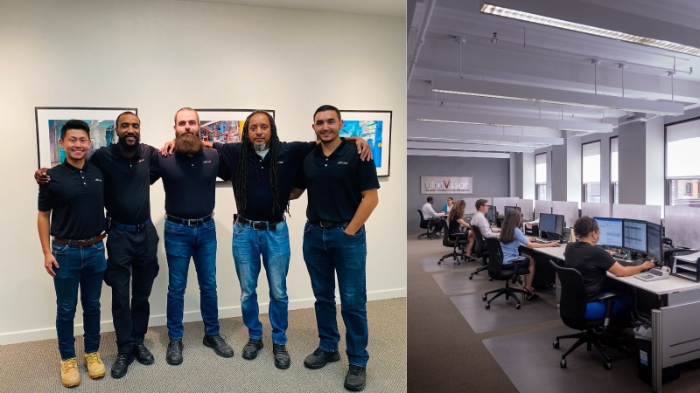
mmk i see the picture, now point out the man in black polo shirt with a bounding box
[156,107,233,366]
[36,112,162,379]
[292,105,380,392]
[37,120,107,388]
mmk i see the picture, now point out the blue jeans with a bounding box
[232,220,290,345]
[302,222,369,367]
[164,219,219,340]
[52,240,107,360]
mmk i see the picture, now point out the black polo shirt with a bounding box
[214,141,316,222]
[38,161,106,239]
[155,147,230,219]
[296,139,380,222]
[89,143,160,225]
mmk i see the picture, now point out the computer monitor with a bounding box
[539,213,564,238]
[593,217,623,248]
[504,206,521,215]
[623,219,647,254]
[486,205,496,223]
[647,222,663,262]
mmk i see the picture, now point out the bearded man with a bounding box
[154,107,234,366]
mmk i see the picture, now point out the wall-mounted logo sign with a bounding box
[421,176,473,194]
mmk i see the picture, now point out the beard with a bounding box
[175,132,203,155]
[117,133,140,153]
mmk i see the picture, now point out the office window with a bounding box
[666,119,700,207]
[535,153,547,200]
[582,141,601,203]
[610,137,619,204]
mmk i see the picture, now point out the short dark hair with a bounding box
[475,199,489,210]
[427,196,434,203]
[574,216,599,238]
[115,111,139,126]
[60,120,90,140]
[313,105,342,121]
[174,107,199,124]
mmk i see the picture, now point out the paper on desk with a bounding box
[676,251,700,263]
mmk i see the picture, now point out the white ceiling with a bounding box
[181,0,405,18]
[408,0,700,157]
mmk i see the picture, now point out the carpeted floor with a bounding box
[407,233,700,393]
[1,298,405,393]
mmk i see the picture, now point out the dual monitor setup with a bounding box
[487,205,566,241]
[485,205,520,222]
[593,217,663,262]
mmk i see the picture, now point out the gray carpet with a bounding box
[1,298,406,393]
[431,269,503,296]
[419,256,476,273]
[451,293,561,333]
[482,324,648,393]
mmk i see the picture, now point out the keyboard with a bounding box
[614,257,643,266]
[535,238,551,244]
[634,268,669,281]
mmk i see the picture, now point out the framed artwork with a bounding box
[35,107,138,168]
[340,110,392,177]
[195,109,275,182]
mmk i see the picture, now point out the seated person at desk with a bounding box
[447,200,476,261]
[470,199,500,239]
[500,210,560,300]
[564,216,654,319]
[422,196,446,236]
[443,197,453,214]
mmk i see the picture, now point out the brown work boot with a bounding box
[84,352,106,379]
[60,357,80,387]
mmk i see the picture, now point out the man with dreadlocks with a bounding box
[161,110,371,370]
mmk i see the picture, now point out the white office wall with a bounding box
[0,0,406,343]
[646,115,665,206]
[522,152,535,200]
[566,134,582,205]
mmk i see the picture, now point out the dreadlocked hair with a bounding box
[233,111,289,218]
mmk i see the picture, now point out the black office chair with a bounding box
[469,225,491,281]
[550,260,618,370]
[482,238,530,310]
[417,210,437,240]
[438,226,468,265]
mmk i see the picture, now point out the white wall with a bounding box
[646,115,665,206]
[522,152,535,200]
[0,0,406,344]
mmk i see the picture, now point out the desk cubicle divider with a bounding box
[534,200,552,222]
[493,197,517,217]
[463,197,489,215]
[581,203,611,219]
[517,199,534,221]
[664,206,700,250]
[612,204,662,225]
[552,201,579,228]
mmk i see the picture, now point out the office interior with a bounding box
[0,1,407,392]
[408,1,700,392]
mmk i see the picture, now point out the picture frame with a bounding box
[35,107,138,168]
[195,109,275,182]
[340,110,392,177]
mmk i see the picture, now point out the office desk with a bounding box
[530,245,700,393]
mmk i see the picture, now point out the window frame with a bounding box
[665,115,700,206]
[535,152,547,201]
[610,136,619,204]
[581,140,602,203]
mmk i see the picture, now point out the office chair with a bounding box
[437,227,468,265]
[550,261,618,370]
[417,210,437,240]
[468,225,491,281]
[482,238,531,310]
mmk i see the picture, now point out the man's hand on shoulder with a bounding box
[35,168,50,184]
[160,140,175,156]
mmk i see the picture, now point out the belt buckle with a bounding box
[187,218,198,226]
[135,224,141,232]
[319,220,330,228]
[252,222,265,230]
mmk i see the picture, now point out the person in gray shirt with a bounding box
[470,199,500,239]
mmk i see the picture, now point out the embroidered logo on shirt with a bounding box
[203,160,212,164]
[338,161,349,165]
[95,178,103,182]
[277,161,284,164]
[138,158,145,163]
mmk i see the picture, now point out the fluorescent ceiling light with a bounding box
[408,149,510,159]
[481,4,700,57]
[409,136,549,147]
[412,106,613,133]
[432,76,684,116]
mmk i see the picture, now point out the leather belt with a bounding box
[166,213,214,226]
[310,220,350,228]
[54,233,106,247]
[111,219,152,233]
[236,216,281,231]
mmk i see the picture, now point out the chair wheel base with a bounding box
[482,295,487,301]
[485,304,490,310]
[553,340,559,349]
[560,359,567,368]
[515,304,521,310]
[604,362,612,370]
[469,275,473,280]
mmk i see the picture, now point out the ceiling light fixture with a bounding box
[432,76,684,116]
[480,4,700,57]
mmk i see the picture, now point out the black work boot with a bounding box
[344,365,367,391]
[110,353,134,379]
[133,343,154,365]
[166,340,183,365]
[203,334,234,358]
[273,344,291,370]
[241,338,264,360]
[303,348,341,369]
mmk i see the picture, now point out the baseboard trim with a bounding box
[0,288,405,345]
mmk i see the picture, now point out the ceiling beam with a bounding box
[408,141,537,153]
[408,121,565,144]
[408,149,510,158]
